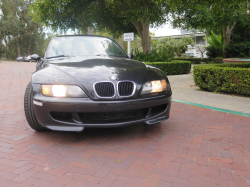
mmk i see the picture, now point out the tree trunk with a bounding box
[0,36,3,60]
[132,21,151,54]
[4,37,8,59]
[88,27,94,35]
[222,24,236,58]
[0,46,2,60]
[27,42,31,55]
[16,37,21,57]
[119,34,123,48]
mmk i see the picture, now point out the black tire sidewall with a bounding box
[24,82,45,131]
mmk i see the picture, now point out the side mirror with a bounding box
[31,54,41,62]
[128,54,134,59]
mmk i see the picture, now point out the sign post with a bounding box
[124,33,134,55]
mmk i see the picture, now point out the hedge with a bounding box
[206,46,222,58]
[193,63,250,96]
[225,42,250,58]
[146,60,191,75]
[173,58,223,64]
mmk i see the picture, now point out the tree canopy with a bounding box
[0,0,46,59]
[171,1,249,57]
[30,0,171,54]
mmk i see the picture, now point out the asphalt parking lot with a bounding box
[0,61,249,187]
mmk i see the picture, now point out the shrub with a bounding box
[172,58,223,64]
[132,48,173,62]
[211,58,223,64]
[152,37,194,58]
[225,42,250,57]
[173,58,202,64]
[132,37,194,62]
[205,34,223,58]
[146,61,191,75]
[193,63,250,95]
[206,46,222,58]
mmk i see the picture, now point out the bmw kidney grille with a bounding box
[94,82,115,98]
[94,81,135,98]
[118,81,135,97]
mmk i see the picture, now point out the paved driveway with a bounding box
[0,61,249,187]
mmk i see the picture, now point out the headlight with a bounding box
[42,85,87,97]
[141,80,168,94]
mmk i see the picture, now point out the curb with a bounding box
[173,99,250,118]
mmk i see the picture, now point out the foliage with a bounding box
[153,37,194,57]
[206,46,222,59]
[231,18,250,44]
[133,37,194,62]
[0,0,46,59]
[205,34,223,51]
[193,63,250,96]
[171,1,248,57]
[30,0,171,53]
[132,48,173,62]
[179,53,192,58]
[146,61,191,75]
[171,2,247,35]
[173,58,223,64]
[225,42,250,58]
[205,34,223,58]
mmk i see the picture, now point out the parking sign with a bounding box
[124,33,134,41]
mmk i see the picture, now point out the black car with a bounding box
[24,35,172,132]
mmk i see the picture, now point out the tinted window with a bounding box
[46,36,128,58]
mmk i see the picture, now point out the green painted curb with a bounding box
[172,99,250,118]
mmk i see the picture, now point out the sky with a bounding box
[150,22,181,37]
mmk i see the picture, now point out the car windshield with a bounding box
[45,36,128,58]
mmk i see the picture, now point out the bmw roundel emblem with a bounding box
[110,75,119,81]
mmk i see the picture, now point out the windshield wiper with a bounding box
[96,54,107,56]
[108,55,127,58]
[96,54,126,58]
[46,55,70,59]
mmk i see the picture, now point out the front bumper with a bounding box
[33,94,172,132]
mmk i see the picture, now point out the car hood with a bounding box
[33,56,150,100]
[49,56,147,84]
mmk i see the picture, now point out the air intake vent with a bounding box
[118,81,135,97]
[94,82,115,98]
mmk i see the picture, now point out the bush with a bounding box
[193,63,250,95]
[152,37,194,58]
[132,48,173,62]
[173,58,202,64]
[205,34,223,58]
[211,58,223,64]
[206,46,222,58]
[132,37,194,62]
[172,58,223,64]
[225,42,250,58]
[146,61,191,75]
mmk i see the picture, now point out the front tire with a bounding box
[24,82,46,131]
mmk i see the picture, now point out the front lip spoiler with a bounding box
[45,101,169,126]
[145,115,169,125]
[45,114,170,132]
[46,126,84,132]
[34,94,168,103]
